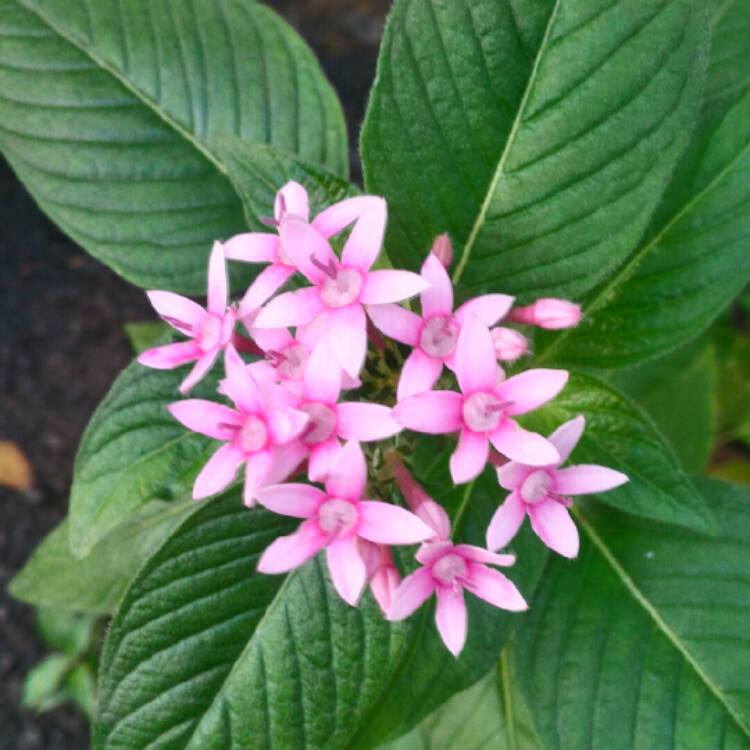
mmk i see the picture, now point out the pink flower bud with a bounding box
[490,327,528,361]
[429,234,453,269]
[508,298,581,329]
[358,540,401,615]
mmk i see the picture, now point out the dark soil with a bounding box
[0,2,388,747]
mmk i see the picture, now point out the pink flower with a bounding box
[368,248,513,400]
[491,327,528,362]
[508,298,581,329]
[358,539,401,615]
[168,345,310,506]
[394,316,568,484]
[252,199,428,378]
[138,241,236,393]
[487,416,629,558]
[256,441,434,606]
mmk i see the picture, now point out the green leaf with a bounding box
[67,356,217,557]
[540,1,750,368]
[0,0,347,292]
[36,608,94,655]
[65,662,97,719]
[22,654,73,712]
[10,500,193,613]
[514,478,750,748]
[95,477,547,750]
[522,372,714,533]
[123,321,169,355]
[361,0,708,300]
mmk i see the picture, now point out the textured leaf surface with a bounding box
[522,372,713,533]
[542,0,750,367]
[514,478,750,749]
[361,0,707,300]
[95,470,547,750]
[0,0,347,291]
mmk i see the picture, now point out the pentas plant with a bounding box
[137,181,627,655]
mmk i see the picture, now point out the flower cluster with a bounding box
[138,182,627,656]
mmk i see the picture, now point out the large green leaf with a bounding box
[540,0,750,367]
[0,0,347,292]
[361,0,708,300]
[513,478,750,749]
[522,372,713,533]
[94,469,547,750]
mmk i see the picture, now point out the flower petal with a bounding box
[328,305,367,378]
[276,180,309,222]
[248,327,294,352]
[168,399,240,440]
[496,369,569,417]
[342,197,387,271]
[257,519,325,574]
[454,294,514,327]
[325,440,366,500]
[312,196,383,238]
[243,451,273,507]
[223,232,278,264]
[397,349,443,401]
[528,500,580,558]
[327,537,367,606]
[304,339,342,404]
[450,430,489,484]
[361,270,429,305]
[222,345,263,413]
[358,501,434,544]
[255,483,325,518]
[420,253,453,317]
[435,587,467,657]
[554,465,629,495]
[366,304,422,346]
[138,341,200,370]
[496,462,531,491]
[239,264,295,317]
[206,241,228,315]
[388,567,435,621]
[254,288,324,329]
[267,407,310,445]
[455,315,497,394]
[193,443,244,500]
[490,422,559,466]
[265,441,308,485]
[465,564,527,611]
[278,217,337,284]
[393,391,463,434]
[486,492,527,551]
[179,349,219,394]
[146,291,207,331]
[548,416,586,464]
[455,545,516,567]
[308,439,342,482]
[336,403,401,441]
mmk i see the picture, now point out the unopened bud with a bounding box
[430,234,453,269]
[490,327,528,361]
[358,540,401,615]
[509,298,581,330]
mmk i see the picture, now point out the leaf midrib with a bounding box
[452,0,562,284]
[577,510,750,740]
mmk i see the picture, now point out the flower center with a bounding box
[320,267,363,308]
[277,344,308,380]
[196,314,223,351]
[520,470,552,505]
[238,415,268,454]
[419,315,458,358]
[317,497,359,539]
[299,402,337,445]
[431,552,468,587]
[461,392,505,433]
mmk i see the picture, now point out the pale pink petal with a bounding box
[179,349,219,394]
[223,232,278,264]
[455,315,497,394]
[435,587,467,657]
[325,440,367,500]
[265,441,307,485]
[247,360,278,383]
[455,545,516,567]
[254,288,324,329]
[312,196,382,238]
[247,327,294,352]
[397,349,443,401]
[393,391,463,434]
[388,568,435,620]
[370,566,401,615]
[206,241,228,315]
[496,369,569,416]
[358,501,434,544]
[465,564,527,611]
[454,294,514,327]
[193,443,244,500]
[361,270,429,305]
[303,339,342,404]
[276,181,309,222]
[257,519,325,574]
[239,264,295,317]
[415,540,453,566]
[486,492,527,551]
[497,462,531,491]
[278,218,337,284]
[528,500,579,558]
[223,345,263,413]
[420,253,453,317]
[146,291,207,332]
[296,314,328,351]
[366,304,421,346]
[450,430,489,484]
[341,197,387,271]
[258,380,300,410]
[416,501,452,540]
[308,439,342,482]
[554,465,628,495]
[267,407,310,445]
[328,305,367,378]
[255,483,325,518]
[138,341,200,370]
[327,537,367,606]
[168,399,240,440]
[243,451,273,507]
[336,403,401,441]
[548,416,586,464]
[490,422,560,466]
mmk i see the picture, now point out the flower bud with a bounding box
[509,298,581,329]
[429,234,453,269]
[490,327,528,361]
[358,540,401,615]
